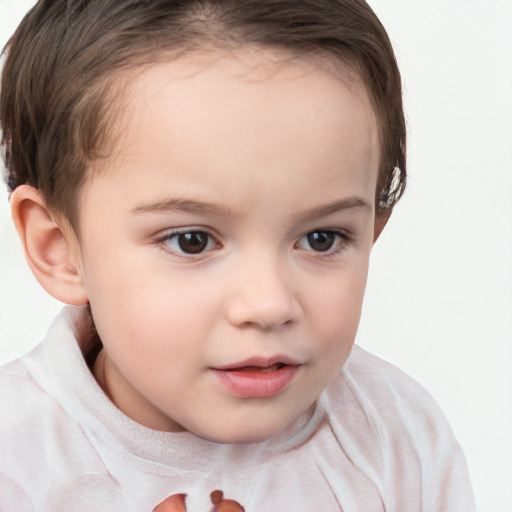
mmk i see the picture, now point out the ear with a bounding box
[10,185,89,306]
[373,210,391,244]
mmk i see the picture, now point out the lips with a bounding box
[228,363,284,373]
[215,355,299,371]
[211,357,299,398]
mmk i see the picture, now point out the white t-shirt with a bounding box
[0,306,475,512]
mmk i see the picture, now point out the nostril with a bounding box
[225,293,300,330]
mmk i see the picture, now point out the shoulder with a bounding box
[326,344,447,430]
[0,355,49,421]
[317,345,475,511]
[0,306,101,444]
[0,309,110,478]
[0,356,64,499]
[0,322,118,508]
[322,344,462,456]
[0,352,78,454]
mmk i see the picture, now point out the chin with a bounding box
[194,419,289,445]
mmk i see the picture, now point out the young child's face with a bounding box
[70,49,381,443]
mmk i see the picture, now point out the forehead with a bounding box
[84,47,380,214]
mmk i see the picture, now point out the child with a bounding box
[0,0,475,510]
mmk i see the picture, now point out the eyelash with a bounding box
[295,229,352,258]
[156,228,221,259]
[156,228,352,259]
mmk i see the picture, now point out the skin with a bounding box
[153,491,244,512]
[14,48,384,445]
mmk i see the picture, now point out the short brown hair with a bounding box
[1,0,406,229]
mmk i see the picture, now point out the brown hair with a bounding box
[1,0,406,229]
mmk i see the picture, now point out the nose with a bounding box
[225,253,301,330]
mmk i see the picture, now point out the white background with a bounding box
[0,1,511,510]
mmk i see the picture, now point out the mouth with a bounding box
[210,359,300,398]
[226,362,286,373]
[215,355,300,371]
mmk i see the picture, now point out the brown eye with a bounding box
[177,232,209,254]
[306,231,336,252]
[296,229,350,255]
[162,230,216,255]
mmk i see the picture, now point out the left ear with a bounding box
[373,210,391,244]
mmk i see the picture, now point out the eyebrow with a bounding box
[131,198,240,218]
[131,196,371,220]
[291,196,372,223]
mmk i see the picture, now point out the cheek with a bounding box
[309,261,368,329]
[84,253,220,362]
[305,259,369,366]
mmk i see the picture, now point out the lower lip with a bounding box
[211,365,298,398]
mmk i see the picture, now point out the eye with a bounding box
[296,230,349,253]
[160,230,218,255]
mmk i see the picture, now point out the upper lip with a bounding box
[213,355,301,371]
